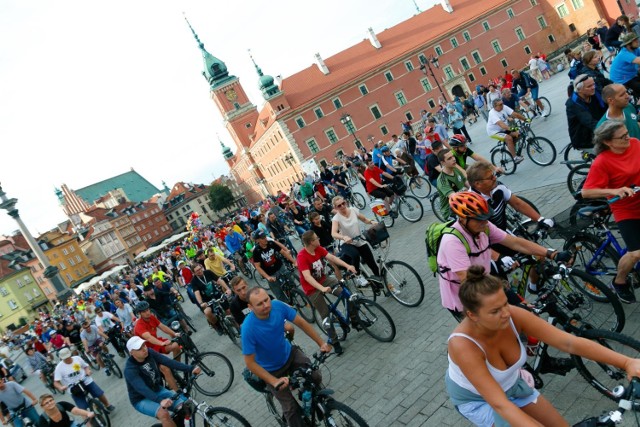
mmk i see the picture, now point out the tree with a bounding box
[209,184,235,212]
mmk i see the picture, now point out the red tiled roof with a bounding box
[10,233,29,251]
[0,258,16,280]
[83,207,111,222]
[281,0,509,109]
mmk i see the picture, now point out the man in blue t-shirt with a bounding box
[224,227,247,271]
[610,33,640,99]
[371,141,383,167]
[242,288,331,427]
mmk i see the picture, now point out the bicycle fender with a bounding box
[317,389,335,397]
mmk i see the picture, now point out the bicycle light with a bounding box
[171,321,181,331]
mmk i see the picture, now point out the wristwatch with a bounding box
[546,248,557,259]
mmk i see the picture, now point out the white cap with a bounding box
[126,336,146,353]
[58,347,72,359]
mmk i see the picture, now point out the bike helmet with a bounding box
[252,229,267,240]
[449,191,494,220]
[134,300,150,314]
[448,134,467,147]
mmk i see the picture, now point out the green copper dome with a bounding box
[185,16,235,89]
[249,50,280,100]
[220,141,233,160]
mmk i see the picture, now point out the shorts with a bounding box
[134,388,186,418]
[530,87,539,100]
[70,381,104,410]
[618,219,640,251]
[456,389,539,427]
[88,340,104,356]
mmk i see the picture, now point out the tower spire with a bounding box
[247,49,281,100]
[218,134,233,160]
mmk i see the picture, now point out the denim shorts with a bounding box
[456,389,539,427]
[133,388,186,418]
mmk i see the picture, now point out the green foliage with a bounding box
[209,184,234,212]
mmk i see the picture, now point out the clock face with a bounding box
[225,89,238,101]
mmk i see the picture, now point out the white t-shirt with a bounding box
[116,304,135,328]
[528,57,539,70]
[332,208,365,247]
[486,105,514,136]
[54,356,93,386]
[94,312,116,331]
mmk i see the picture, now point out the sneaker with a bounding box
[539,356,574,375]
[613,282,636,304]
[388,284,401,295]
[104,368,111,377]
[106,405,116,413]
[333,341,344,356]
[514,156,525,164]
[356,276,369,288]
[369,275,384,284]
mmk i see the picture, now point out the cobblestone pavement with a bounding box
[10,72,640,426]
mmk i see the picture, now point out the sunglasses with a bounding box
[335,202,347,208]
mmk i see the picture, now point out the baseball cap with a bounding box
[126,336,147,353]
[58,347,72,359]
[381,145,390,152]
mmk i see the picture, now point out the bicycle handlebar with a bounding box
[275,351,331,391]
[608,185,639,204]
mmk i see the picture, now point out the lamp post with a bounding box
[0,183,72,302]
[340,114,363,149]
[419,55,448,103]
[284,153,302,181]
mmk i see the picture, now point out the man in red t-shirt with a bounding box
[363,160,397,216]
[297,230,357,354]
[177,260,193,287]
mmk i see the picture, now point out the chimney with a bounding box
[367,27,382,49]
[314,53,330,75]
[441,0,453,13]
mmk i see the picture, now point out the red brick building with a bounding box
[192,0,635,200]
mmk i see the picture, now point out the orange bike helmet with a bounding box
[449,191,493,220]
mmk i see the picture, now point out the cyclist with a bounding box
[425,140,445,187]
[436,149,468,220]
[24,346,49,386]
[609,33,640,98]
[190,263,230,332]
[242,287,332,427]
[597,83,640,139]
[93,306,125,357]
[266,211,295,252]
[141,286,189,332]
[79,321,110,375]
[0,380,40,427]
[436,191,570,320]
[125,336,200,427]
[363,159,397,217]
[566,75,607,150]
[224,226,248,272]
[489,99,530,163]
[448,134,500,172]
[113,298,135,329]
[203,248,236,284]
[309,197,334,224]
[511,69,545,116]
[286,200,309,237]
[251,229,296,301]
[38,394,95,427]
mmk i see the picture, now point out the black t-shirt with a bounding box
[311,203,333,224]
[290,206,306,223]
[311,221,333,248]
[37,401,75,427]
[190,270,221,303]
[252,241,283,276]
[471,183,511,231]
[229,296,251,325]
[407,137,417,155]
[62,325,82,344]
[426,153,440,181]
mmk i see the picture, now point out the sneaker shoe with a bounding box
[613,282,636,304]
[104,368,111,377]
[106,405,116,413]
[388,284,401,295]
[356,276,369,288]
[333,341,344,356]
[539,356,575,375]
[369,275,384,284]
[514,156,525,164]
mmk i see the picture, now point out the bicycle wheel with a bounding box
[398,195,424,223]
[383,261,424,307]
[355,299,396,342]
[223,316,241,346]
[290,288,316,323]
[491,148,516,175]
[324,400,370,427]
[88,399,111,427]
[193,352,235,397]
[566,163,590,196]
[537,96,552,117]
[107,357,123,378]
[203,406,251,426]
[429,193,447,222]
[347,170,359,186]
[351,192,367,210]
[565,233,619,282]
[408,176,431,199]
[563,144,584,171]
[374,213,394,228]
[81,352,97,370]
[265,393,286,426]
[525,136,556,166]
[181,310,198,333]
[573,328,640,406]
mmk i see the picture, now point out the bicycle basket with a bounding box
[391,177,407,195]
[548,201,598,239]
[370,199,388,217]
[365,222,390,247]
[242,367,267,393]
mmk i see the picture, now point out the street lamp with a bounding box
[419,55,448,103]
[339,114,363,149]
[0,183,72,302]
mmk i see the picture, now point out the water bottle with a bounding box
[511,270,521,293]
[301,390,312,417]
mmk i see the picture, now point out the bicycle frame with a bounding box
[324,287,354,327]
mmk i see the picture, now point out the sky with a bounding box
[0,0,442,236]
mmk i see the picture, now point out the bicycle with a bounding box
[399,165,432,199]
[41,362,59,394]
[518,93,552,119]
[314,276,396,343]
[561,143,595,171]
[169,297,198,333]
[489,119,557,175]
[205,295,241,346]
[94,347,122,379]
[342,187,367,210]
[258,263,316,323]
[369,187,424,227]
[168,321,235,397]
[573,377,640,426]
[66,381,111,427]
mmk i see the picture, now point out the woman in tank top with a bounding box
[446,265,640,427]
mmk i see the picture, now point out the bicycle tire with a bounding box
[223,316,241,346]
[324,399,370,427]
[398,195,424,223]
[290,288,316,323]
[567,163,590,196]
[193,352,235,397]
[563,144,584,171]
[81,353,97,370]
[408,175,431,199]
[538,96,551,117]
[265,393,287,426]
[182,311,198,333]
[351,192,367,210]
[565,233,620,282]
[107,357,123,379]
[203,406,252,427]
[346,170,359,187]
[89,399,111,427]
[573,328,640,407]
[430,193,447,222]
[525,136,556,166]
[374,213,394,228]
[355,299,396,342]
[383,261,425,307]
[491,148,516,175]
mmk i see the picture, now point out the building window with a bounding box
[418,53,427,65]
[443,65,455,80]
[69,258,75,266]
[492,40,502,53]
[333,98,342,109]
[25,292,33,302]
[295,117,305,128]
[556,3,569,18]
[500,58,508,67]
[420,78,432,92]
[427,99,436,109]
[450,37,458,48]
[0,288,8,296]
[306,138,320,154]
[515,27,526,41]
[384,71,393,82]
[8,300,18,310]
[370,105,383,119]
[460,57,470,71]
[405,111,414,121]
[570,0,584,9]
[482,21,490,31]
[524,45,532,54]
[462,31,471,42]
[480,66,487,76]
[319,159,328,168]
[359,84,369,95]
[537,16,547,28]
[33,288,40,297]
[434,45,443,56]
[16,279,24,288]
[548,34,556,43]
[530,0,538,4]
[471,50,482,65]
[336,149,345,158]
[23,275,31,283]
[66,273,72,281]
[62,248,68,255]
[380,125,389,135]
[507,8,515,18]
[395,91,407,106]
[468,73,476,82]
[313,108,324,119]
[404,61,414,72]
[325,129,338,144]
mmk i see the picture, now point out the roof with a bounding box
[280,0,509,110]
[75,170,160,205]
[0,258,17,280]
